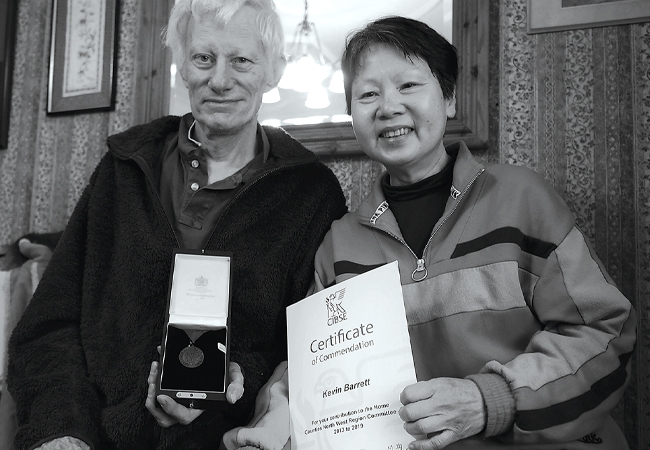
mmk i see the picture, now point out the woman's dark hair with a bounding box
[341,16,458,115]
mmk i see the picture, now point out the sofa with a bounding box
[0,236,58,449]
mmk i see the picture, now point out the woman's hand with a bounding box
[398,377,486,450]
[145,360,245,427]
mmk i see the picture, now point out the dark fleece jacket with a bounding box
[7,116,347,450]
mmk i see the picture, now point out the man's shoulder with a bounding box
[263,126,318,163]
[107,116,181,158]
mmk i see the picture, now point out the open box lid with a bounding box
[168,251,231,329]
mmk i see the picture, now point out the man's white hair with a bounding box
[164,0,285,68]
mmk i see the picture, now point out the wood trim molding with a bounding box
[133,0,173,126]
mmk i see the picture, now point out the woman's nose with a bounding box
[377,89,405,118]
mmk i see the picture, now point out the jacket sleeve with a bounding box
[470,224,636,443]
[7,167,103,450]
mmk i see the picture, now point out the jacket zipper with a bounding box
[135,153,303,251]
[374,168,485,282]
[137,157,182,249]
[202,166,283,250]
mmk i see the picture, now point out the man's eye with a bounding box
[194,54,213,65]
[233,57,254,68]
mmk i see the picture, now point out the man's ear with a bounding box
[180,64,189,89]
[446,89,457,119]
[265,55,287,92]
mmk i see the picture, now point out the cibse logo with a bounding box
[326,288,346,326]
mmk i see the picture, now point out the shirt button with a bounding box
[191,160,199,168]
[190,182,199,191]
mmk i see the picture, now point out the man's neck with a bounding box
[192,121,259,184]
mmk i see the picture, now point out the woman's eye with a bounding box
[360,92,376,99]
[401,82,417,90]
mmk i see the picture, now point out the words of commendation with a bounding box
[310,323,374,353]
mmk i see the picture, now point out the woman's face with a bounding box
[350,44,456,185]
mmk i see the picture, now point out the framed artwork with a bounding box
[528,0,650,34]
[47,0,118,114]
[0,0,18,149]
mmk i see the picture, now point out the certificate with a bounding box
[287,261,418,450]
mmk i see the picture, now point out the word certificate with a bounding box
[287,261,417,450]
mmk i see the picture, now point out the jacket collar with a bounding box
[106,115,319,169]
[354,141,484,231]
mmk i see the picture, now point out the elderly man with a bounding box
[6,0,346,449]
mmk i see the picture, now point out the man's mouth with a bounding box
[379,127,412,138]
[204,98,239,104]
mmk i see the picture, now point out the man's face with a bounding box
[181,6,279,138]
[350,44,456,185]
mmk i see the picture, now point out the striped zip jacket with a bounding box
[312,141,636,448]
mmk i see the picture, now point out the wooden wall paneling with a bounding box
[134,0,173,126]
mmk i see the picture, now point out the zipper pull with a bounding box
[411,258,428,282]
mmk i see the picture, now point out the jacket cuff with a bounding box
[466,373,515,437]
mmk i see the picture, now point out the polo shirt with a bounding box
[159,113,271,249]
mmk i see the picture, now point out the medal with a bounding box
[179,343,204,368]
[179,329,206,368]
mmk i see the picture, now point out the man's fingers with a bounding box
[145,386,177,428]
[229,362,244,385]
[157,395,204,425]
[148,361,158,385]
[227,362,245,404]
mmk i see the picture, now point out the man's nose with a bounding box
[208,61,233,91]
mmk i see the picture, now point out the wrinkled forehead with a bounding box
[189,6,269,53]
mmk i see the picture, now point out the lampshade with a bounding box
[278,0,333,105]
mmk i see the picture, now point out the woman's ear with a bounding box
[446,89,457,119]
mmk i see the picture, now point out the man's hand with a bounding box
[145,360,245,427]
[398,377,486,450]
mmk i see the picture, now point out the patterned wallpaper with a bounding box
[0,0,139,241]
[500,1,649,447]
[0,0,648,448]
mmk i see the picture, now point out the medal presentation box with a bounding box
[156,249,232,409]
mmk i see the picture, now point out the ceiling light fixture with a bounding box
[278,0,333,103]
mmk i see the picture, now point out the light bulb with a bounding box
[262,87,281,103]
[305,85,330,109]
[328,70,344,94]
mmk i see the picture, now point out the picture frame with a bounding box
[0,0,18,149]
[47,0,118,114]
[527,0,650,34]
